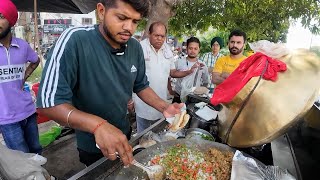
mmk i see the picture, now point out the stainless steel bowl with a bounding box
[185,128,215,141]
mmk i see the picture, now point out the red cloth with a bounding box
[0,0,18,27]
[210,52,287,105]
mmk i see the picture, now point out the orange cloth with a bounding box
[210,52,287,105]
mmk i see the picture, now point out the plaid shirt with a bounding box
[200,52,223,90]
[200,52,223,69]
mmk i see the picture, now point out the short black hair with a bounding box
[100,0,150,17]
[149,21,167,34]
[186,37,201,48]
[228,29,247,42]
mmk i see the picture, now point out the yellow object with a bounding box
[213,55,247,74]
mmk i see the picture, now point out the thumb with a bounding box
[173,103,184,109]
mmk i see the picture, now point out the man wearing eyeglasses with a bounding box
[134,22,176,133]
[0,0,41,154]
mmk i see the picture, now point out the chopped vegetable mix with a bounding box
[200,134,214,141]
[150,144,233,180]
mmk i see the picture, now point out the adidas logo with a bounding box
[131,65,137,72]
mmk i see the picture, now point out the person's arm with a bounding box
[170,69,192,78]
[127,98,134,113]
[23,43,41,84]
[211,57,226,85]
[24,58,40,82]
[170,62,199,78]
[201,64,210,87]
[212,72,227,85]
[167,78,175,95]
[137,87,183,118]
[37,104,133,164]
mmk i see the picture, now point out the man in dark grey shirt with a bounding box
[37,0,183,166]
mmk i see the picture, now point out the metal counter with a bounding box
[68,118,168,180]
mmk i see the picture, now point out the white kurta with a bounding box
[134,39,175,120]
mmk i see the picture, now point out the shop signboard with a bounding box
[43,24,74,34]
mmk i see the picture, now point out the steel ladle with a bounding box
[96,144,166,179]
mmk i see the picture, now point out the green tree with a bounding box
[145,0,320,43]
[196,28,229,56]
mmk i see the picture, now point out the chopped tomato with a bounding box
[173,167,178,173]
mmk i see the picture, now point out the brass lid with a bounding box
[218,49,320,147]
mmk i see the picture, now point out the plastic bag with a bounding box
[0,144,50,180]
[249,40,290,59]
[180,68,199,102]
[231,150,296,180]
[39,125,62,147]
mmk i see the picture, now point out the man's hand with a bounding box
[221,72,230,79]
[127,99,134,113]
[163,103,184,118]
[199,62,205,69]
[94,122,133,166]
[187,62,200,74]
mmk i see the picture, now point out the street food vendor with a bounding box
[37,0,183,167]
[212,30,247,85]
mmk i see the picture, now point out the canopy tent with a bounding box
[11,0,99,14]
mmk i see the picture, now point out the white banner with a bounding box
[0,64,25,83]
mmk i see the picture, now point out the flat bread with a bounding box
[170,113,181,131]
[170,110,189,132]
[180,114,190,128]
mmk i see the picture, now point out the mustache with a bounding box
[118,31,132,36]
[231,47,239,51]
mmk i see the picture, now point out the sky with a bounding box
[286,22,320,49]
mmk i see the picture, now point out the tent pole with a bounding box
[34,0,43,68]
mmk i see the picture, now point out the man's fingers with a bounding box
[123,142,134,164]
[113,141,133,166]
[163,103,185,118]
[173,103,184,109]
[103,147,118,161]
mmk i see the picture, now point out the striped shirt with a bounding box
[37,25,149,153]
[200,52,223,89]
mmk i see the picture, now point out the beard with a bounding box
[0,26,11,40]
[229,46,244,55]
[103,24,131,46]
[188,54,197,58]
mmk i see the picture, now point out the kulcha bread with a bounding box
[194,86,209,95]
[170,110,190,132]
[218,43,320,147]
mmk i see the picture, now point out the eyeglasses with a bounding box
[0,14,5,19]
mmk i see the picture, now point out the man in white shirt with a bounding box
[134,22,175,133]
